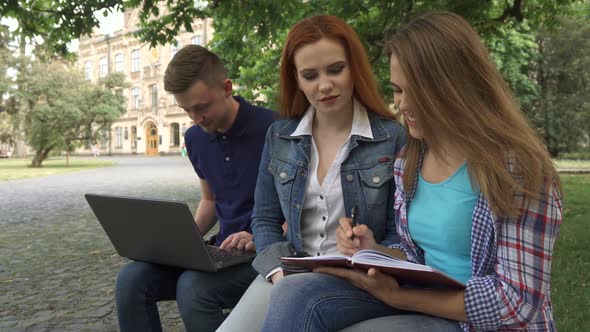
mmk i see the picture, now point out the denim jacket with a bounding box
[251,112,406,277]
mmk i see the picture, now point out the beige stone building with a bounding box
[76,7,212,156]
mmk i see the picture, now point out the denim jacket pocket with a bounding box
[359,161,394,207]
[268,157,298,202]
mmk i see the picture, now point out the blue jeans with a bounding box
[115,261,257,332]
[261,273,463,332]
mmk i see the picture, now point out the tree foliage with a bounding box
[0,0,123,56]
[535,4,590,155]
[14,62,127,167]
[0,25,13,98]
[2,0,587,155]
[483,21,540,117]
[0,25,17,147]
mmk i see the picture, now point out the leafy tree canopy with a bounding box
[1,0,123,55]
[13,60,127,166]
[535,3,590,155]
[0,0,578,57]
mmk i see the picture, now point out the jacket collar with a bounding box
[278,110,390,143]
[289,98,373,139]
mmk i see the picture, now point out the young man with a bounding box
[115,45,276,332]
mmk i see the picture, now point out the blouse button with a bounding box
[279,172,287,179]
[346,174,354,182]
[372,176,381,184]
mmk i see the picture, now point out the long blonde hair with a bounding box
[386,11,561,217]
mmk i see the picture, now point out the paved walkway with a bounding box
[1,156,203,331]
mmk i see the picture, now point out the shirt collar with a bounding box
[290,98,373,139]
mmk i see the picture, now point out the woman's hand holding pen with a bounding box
[336,217,377,256]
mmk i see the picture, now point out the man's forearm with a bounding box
[194,199,217,235]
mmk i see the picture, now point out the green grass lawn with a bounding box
[553,174,590,331]
[0,157,115,181]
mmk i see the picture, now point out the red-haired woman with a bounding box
[262,11,563,332]
[217,15,406,332]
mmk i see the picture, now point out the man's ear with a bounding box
[223,79,233,96]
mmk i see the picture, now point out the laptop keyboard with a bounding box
[206,246,253,265]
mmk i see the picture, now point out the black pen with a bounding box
[350,206,357,239]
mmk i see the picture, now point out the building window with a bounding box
[191,35,202,45]
[151,84,158,111]
[131,126,137,148]
[99,128,108,146]
[115,126,123,148]
[84,61,92,80]
[115,53,124,72]
[124,127,129,140]
[132,87,140,109]
[170,123,180,146]
[194,1,207,9]
[170,41,179,58]
[131,49,140,72]
[99,57,108,78]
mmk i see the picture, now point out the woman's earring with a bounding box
[393,104,400,114]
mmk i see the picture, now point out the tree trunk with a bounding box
[31,148,51,168]
[13,34,28,158]
[66,150,69,166]
[536,36,554,155]
[13,136,28,157]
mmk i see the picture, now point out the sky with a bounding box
[69,10,125,52]
[0,9,124,53]
[1,9,124,83]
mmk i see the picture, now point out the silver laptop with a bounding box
[85,193,255,272]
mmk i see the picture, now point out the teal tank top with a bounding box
[408,163,479,284]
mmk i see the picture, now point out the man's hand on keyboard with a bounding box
[219,231,255,252]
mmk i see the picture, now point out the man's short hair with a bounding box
[163,45,228,94]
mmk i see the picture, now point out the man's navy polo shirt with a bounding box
[185,96,276,246]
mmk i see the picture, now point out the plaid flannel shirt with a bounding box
[390,155,562,331]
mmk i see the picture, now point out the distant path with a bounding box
[558,168,590,174]
[0,156,201,331]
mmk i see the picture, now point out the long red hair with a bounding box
[279,15,395,120]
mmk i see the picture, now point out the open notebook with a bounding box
[281,249,465,289]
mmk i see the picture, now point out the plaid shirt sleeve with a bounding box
[464,178,562,330]
[388,157,422,264]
